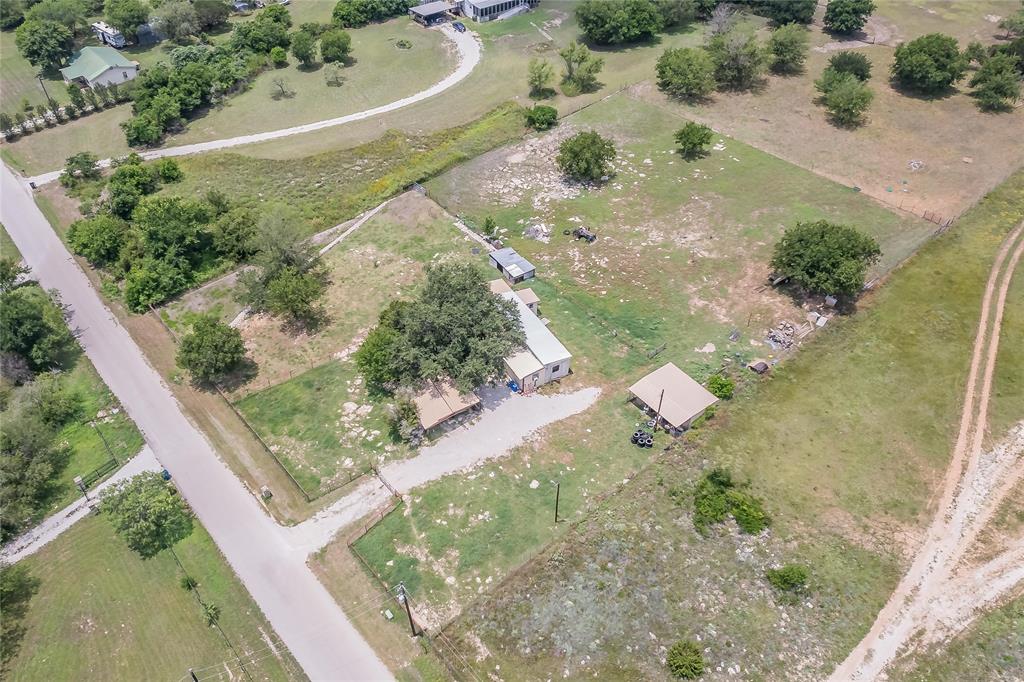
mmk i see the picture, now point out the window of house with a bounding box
[122,72,128,78]
[551,364,560,373]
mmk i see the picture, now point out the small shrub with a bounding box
[155,158,183,183]
[707,374,734,399]
[674,121,714,158]
[524,104,558,130]
[180,575,198,591]
[766,563,809,592]
[270,45,288,66]
[768,23,809,74]
[556,130,616,182]
[725,489,770,533]
[395,38,411,49]
[482,216,497,237]
[667,640,705,679]
[828,51,872,81]
[202,601,220,626]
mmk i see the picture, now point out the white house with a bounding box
[500,291,571,392]
[60,47,139,89]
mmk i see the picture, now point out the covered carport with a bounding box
[409,0,452,25]
[627,362,719,431]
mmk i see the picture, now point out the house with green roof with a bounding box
[60,46,140,89]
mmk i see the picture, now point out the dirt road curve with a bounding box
[26,25,481,186]
[831,223,1024,681]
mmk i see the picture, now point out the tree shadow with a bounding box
[209,357,260,393]
[0,564,41,669]
[280,308,330,337]
[296,62,324,73]
[888,78,959,102]
[270,86,296,101]
[529,86,557,100]
[676,148,710,161]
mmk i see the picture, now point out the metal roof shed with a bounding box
[628,362,719,430]
[413,379,480,430]
[409,0,451,23]
[489,247,536,283]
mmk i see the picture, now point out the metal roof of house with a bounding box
[413,378,480,430]
[500,291,570,367]
[628,362,719,429]
[488,278,513,295]
[467,0,518,9]
[60,47,136,82]
[515,287,539,307]
[504,349,544,381]
[490,248,535,277]
[410,0,452,14]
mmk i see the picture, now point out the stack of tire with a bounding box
[630,430,654,448]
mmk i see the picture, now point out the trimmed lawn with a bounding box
[1,223,22,259]
[426,169,1024,680]
[5,514,303,681]
[49,359,145,512]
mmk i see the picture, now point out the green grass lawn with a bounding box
[425,169,1024,680]
[1,17,452,175]
[5,514,303,681]
[1,223,22,259]
[49,359,145,512]
[229,192,479,496]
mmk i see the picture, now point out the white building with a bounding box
[500,291,571,392]
[60,47,139,89]
[460,0,531,21]
[91,21,127,48]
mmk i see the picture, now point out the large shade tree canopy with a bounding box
[770,220,881,297]
[101,472,194,559]
[355,263,525,393]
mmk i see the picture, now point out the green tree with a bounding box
[122,113,164,147]
[66,83,86,110]
[828,50,872,80]
[0,258,29,295]
[0,0,25,31]
[1000,6,1024,38]
[100,472,194,559]
[210,206,258,260]
[107,161,159,218]
[177,315,246,381]
[527,57,555,97]
[656,47,716,99]
[154,158,183,183]
[706,27,767,89]
[524,104,558,130]
[25,0,87,34]
[319,28,351,62]
[667,640,704,679]
[153,0,201,43]
[265,265,330,324]
[123,257,189,310]
[576,0,665,45]
[750,0,815,25]
[823,0,875,34]
[290,29,317,66]
[237,206,320,314]
[560,41,604,94]
[15,19,73,69]
[0,113,15,137]
[768,23,809,74]
[674,121,713,158]
[58,151,101,188]
[67,215,128,265]
[194,0,231,30]
[270,45,288,67]
[556,130,616,182]
[822,71,874,125]
[131,195,211,263]
[232,7,291,53]
[0,286,76,371]
[104,0,149,38]
[355,263,526,393]
[771,220,881,297]
[891,33,967,93]
[969,52,1021,111]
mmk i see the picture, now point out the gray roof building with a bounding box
[489,247,536,284]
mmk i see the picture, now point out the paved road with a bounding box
[1,164,392,681]
[0,447,161,564]
[26,26,482,186]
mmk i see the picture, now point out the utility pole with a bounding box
[553,481,560,523]
[398,582,417,637]
[654,388,665,431]
[189,669,200,682]
[37,74,51,103]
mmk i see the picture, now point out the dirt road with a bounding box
[831,223,1024,680]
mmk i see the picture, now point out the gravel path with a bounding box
[290,386,602,554]
[0,447,161,564]
[26,26,482,186]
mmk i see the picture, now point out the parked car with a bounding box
[452,21,466,32]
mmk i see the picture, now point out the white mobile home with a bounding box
[500,291,570,392]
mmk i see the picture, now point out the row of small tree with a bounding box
[0,81,130,140]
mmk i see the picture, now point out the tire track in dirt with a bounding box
[830,222,1024,681]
